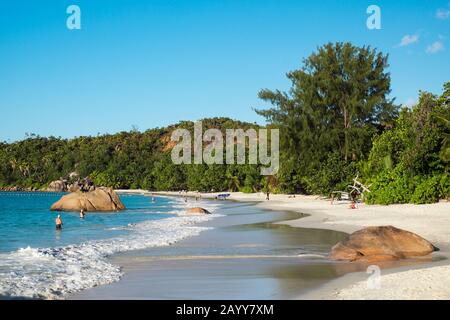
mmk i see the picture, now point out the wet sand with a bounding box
[70,201,349,299]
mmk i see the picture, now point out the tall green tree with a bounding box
[256,42,398,193]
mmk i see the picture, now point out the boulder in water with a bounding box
[47,180,67,192]
[67,184,80,193]
[50,187,125,212]
[186,207,211,215]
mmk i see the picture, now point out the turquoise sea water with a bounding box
[0,192,175,253]
[0,192,220,299]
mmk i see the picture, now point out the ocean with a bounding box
[0,192,221,299]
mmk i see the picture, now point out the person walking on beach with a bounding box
[80,209,85,219]
[55,215,63,230]
[266,191,270,201]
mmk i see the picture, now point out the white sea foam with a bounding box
[0,199,222,300]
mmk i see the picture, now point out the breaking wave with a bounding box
[0,200,221,300]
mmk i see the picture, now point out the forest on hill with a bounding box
[0,43,448,204]
[0,118,262,192]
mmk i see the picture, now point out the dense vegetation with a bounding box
[363,85,450,204]
[0,118,265,192]
[0,42,448,203]
[255,42,449,203]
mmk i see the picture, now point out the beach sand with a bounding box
[151,191,450,300]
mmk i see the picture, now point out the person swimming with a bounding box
[55,215,63,230]
[80,209,85,219]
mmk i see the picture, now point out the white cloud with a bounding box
[399,34,419,47]
[436,5,450,20]
[426,41,445,54]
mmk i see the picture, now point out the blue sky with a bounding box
[0,0,449,142]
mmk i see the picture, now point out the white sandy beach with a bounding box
[147,190,450,300]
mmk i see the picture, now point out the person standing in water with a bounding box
[80,209,85,219]
[55,215,63,230]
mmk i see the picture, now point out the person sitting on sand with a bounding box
[80,209,85,219]
[55,215,63,230]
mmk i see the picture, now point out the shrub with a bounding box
[302,152,357,196]
[363,84,449,205]
[366,170,449,205]
[365,166,416,205]
[439,173,450,199]
[411,175,442,204]
[239,186,253,193]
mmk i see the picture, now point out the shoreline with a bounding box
[147,190,450,300]
[70,198,351,300]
